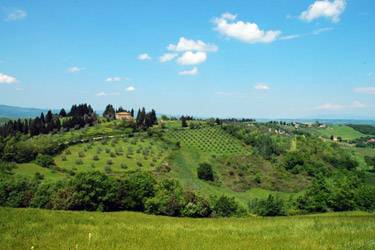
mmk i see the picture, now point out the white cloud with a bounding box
[6,9,27,21]
[105,77,122,82]
[354,87,375,95]
[126,86,135,92]
[176,51,207,65]
[254,83,271,90]
[67,66,85,73]
[159,53,178,63]
[279,34,301,41]
[178,67,198,76]
[167,37,218,52]
[0,73,17,84]
[300,0,346,23]
[213,12,281,44]
[316,101,366,110]
[312,27,334,35]
[138,53,151,61]
[96,92,120,97]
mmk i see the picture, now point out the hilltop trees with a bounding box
[135,108,157,129]
[0,103,96,138]
[103,104,116,120]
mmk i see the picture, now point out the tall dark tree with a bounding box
[59,108,67,117]
[103,104,116,120]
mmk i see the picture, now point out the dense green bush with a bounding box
[181,191,212,217]
[197,163,214,181]
[248,195,286,216]
[297,172,368,212]
[0,177,37,207]
[116,171,156,211]
[212,195,244,217]
[35,154,55,168]
[64,171,118,211]
[145,179,184,216]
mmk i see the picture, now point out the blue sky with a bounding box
[0,0,374,118]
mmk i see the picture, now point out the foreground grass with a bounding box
[0,208,374,250]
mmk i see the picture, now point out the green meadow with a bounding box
[0,207,374,250]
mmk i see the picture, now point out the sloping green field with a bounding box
[167,127,250,155]
[0,208,374,250]
[309,125,365,140]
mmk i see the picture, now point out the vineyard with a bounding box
[166,127,250,155]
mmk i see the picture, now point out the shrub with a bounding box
[78,151,85,158]
[106,159,113,165]
[61,155,67,161]
[55,171,118,211]
[145,179,184,216]
[213,195,243,217]
[0,176,37,208]
[0,161,15,175]
[120,163,127,169]
[248,195,286,216]
[110,152,116,158]
[75,159,83,165]
[197,163,214,181]
[181,191,212,217]
[31,182,63,209]
[116,171,156,211]
[104,165,112,174]
[35,154,55,168]
[93,155,99,161]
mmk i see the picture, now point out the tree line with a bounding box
[0,104,97,138]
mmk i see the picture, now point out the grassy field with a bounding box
[308,125,365,141]
[0,207,374,250]
[54,135,170,176]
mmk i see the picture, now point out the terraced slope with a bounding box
[166,126,250,155]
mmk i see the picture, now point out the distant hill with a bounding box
[0,104,50,119]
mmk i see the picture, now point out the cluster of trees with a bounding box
[102,105,157,130]
[297,171,375,212]
[103,104,135,120]
[135,108,157,129]
[0,104,97,138]
[1,165,374,216]
[0,170,246,217]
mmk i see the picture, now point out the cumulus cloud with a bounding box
[176,51,207,65]
[254,83,271,90]
[105,77,122,82]
[96,92,120,97]
[67,66,85,73]
[354,87,375,95]
[316,101,366,110]
[213,12,281,44]
[159,53,178,63]
[167,37,218,52]
[178,67,198,76]
[126,86,135,92]
[6,9,27,21]
[138,53,152,61]
[0,73,17,84]
[300,0,346,23]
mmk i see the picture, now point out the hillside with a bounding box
[1,109,374,217]
[1,207,374,250]
[0,104,51,118]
